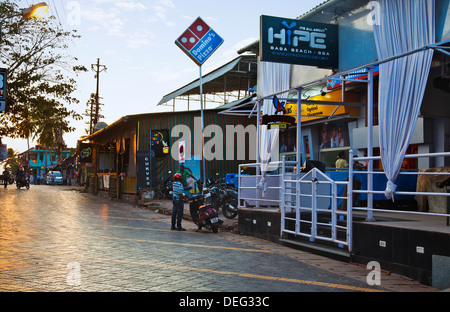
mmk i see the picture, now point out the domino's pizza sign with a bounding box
[175,17,224,66]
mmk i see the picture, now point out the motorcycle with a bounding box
[16,177,30,190]
[219,187,239,219]
[206,177,239,219]
[189,191,223,233]
[155,171,173,199]
[197,176,239,219]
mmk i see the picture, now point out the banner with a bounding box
[137,150,156,189]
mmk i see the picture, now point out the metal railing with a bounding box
[238,161,285,208]
[280,158,352,251]
[349,150,450,224]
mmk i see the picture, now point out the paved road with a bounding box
[0,184,437,295]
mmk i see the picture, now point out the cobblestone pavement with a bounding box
[0,185,438,293]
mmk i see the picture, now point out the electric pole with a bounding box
[91,58,107,130]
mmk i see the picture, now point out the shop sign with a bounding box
[150,130,169,157]
[262,96,296,127]
[137,150,154,189]
[327,65,379,90]
[260,15,338,68]
[0,144,6,161]
[78,143,93,163]
[175,17,224,66]
[285,90,359,123]
[0,68,7,112]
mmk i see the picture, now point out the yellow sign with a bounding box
[285,90,358,123]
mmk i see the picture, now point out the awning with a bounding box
[157,54,257,106]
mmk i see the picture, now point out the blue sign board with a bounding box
[175,17,224,66]
[0,68,6,112]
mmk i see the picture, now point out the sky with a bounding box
[5,0,325,153]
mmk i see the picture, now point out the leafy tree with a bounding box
[0,0,87,151]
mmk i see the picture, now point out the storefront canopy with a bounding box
[157,54,257,106]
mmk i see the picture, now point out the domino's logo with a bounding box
[177,18,210,51]
[175,17,224,66]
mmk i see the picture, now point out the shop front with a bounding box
[220,1,450,282]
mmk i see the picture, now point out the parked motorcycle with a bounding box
[16,178,30,190]
[155,171,173,199]
[189,191,223,233]
[219,187,239,219]
[205,176,239,219]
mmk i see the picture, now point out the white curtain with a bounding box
[256,61,291,195]
[373,0,435,200]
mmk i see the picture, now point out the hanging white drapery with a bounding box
[256,61,291,195]
[373,0,435,200]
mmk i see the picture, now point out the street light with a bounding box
[0,2,50,42]
[21,2,50,19]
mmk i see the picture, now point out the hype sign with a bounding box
[175,17,224,66]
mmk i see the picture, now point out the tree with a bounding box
[0,0,87,149]
[4,147,19,173]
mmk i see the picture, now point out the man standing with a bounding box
[335,151,349,168]
[2,168,10,188]
[171,173,188,231]
[177,164,197,189]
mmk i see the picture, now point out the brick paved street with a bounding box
[0,185,437,294]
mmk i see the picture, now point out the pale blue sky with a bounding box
[7,0,324,153]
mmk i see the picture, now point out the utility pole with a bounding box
[84,94,96,135]
[91,58,107,129]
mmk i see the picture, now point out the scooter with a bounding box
[16,177,30,190]
[189,191,223,233]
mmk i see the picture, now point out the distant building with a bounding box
[18,146,71,179]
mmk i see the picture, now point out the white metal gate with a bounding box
[281,167,353,252]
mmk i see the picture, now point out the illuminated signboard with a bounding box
[175,17,224,66]
[260,15,338,68]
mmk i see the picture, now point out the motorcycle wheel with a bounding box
[212,226,218,233]
[222,206,238,219]
[26,183,30,190]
